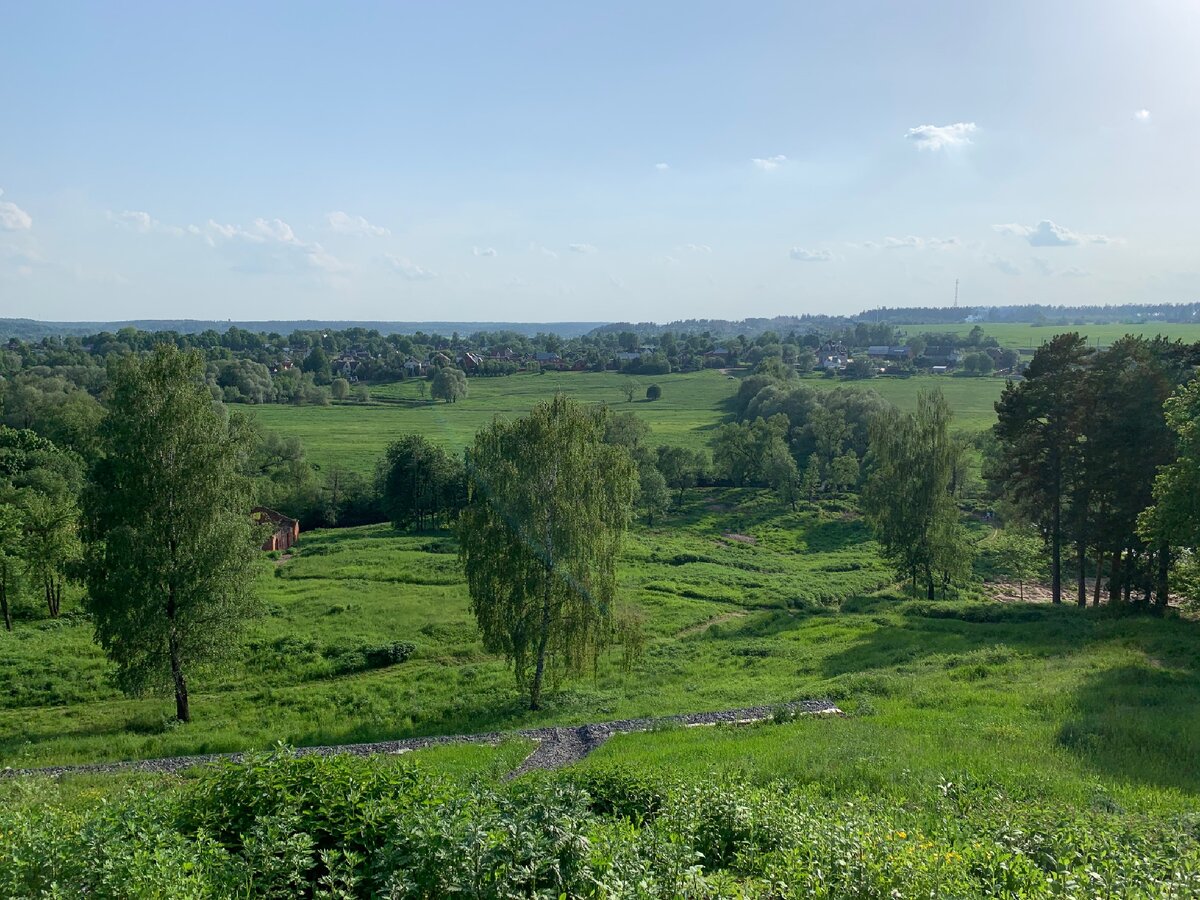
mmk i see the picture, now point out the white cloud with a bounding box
[202,217,346,273]
[905,122,977,151]
[530,242,559,259]
[655,162,670,171]
[684,243,712,254]
[751,155,787,171]
[1134,108,1151,122]
[327,211,390,236]
[1032,257,1089,278]
[108,209,184,236]
[385,253,436,280]
[473,246,498,257]
[993,219,1116,247]
[882,235,960,250]
[0,189,32,231]
[568,242,597,254]
[789,247,833,262]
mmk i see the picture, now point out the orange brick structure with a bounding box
[252,506,300,552]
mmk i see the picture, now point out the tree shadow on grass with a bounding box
[820,602,1097,677]
[1058,662,1200,794]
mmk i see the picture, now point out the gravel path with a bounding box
[2,700,841,780]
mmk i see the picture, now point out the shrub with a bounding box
[646,383,662,401]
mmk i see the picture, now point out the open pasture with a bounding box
[1,490,1197,821]
[908,320,1200,351]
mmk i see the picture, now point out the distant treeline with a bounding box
[0,318,605,342]
[858,303,1200,326]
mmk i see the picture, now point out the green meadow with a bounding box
[251,369,1008,473]
[908,320,1200,351]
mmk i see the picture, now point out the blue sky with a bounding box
[2,1,1197,322]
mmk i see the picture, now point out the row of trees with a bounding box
[991,334,1197,608]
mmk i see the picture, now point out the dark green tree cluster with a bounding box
[862,389,973,598]
[992,334,1196,608]
[375,435,466,530]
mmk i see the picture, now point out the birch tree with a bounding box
[458,395,637,710]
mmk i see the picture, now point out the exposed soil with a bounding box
[722,533,757,545]
[2,701,842,781]
[675,610,749,637]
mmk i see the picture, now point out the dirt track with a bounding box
[2,700,841,780]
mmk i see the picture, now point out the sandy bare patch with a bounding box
[722,532,757,545]
[675,610,749,637]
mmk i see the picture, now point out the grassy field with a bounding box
[2,490,1197,823]
[251,369,1008,473]
[908,321,1200,351]
[251,369,738,474]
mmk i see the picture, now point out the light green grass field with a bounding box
[251,370,738,474]
[251,369,1008,473]
[909,321,1200,350]
[1,492,1197,819]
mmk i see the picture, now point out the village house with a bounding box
[817,340,848,371]
[253,507,300,552]
[866,345,913,362]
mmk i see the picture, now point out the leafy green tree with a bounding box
[431,368,468,403]
[656,446,707,505]
[800,453,821,502]
[1141,376,1200,608]
[711,415,789,486]
[376,434,463,530]
[17,488,78,618]
[330,377,350,400]
[991,525,1044,602]
[622,379,637,403]
[993,334,1092,603]
[830,451,860,492]
[863,389,972,599]
[301,346,331,383]
[645,383,662,401]
[636,464,671,525]
[458,396,637,709]
[764,443,800,510]
[0,502,20,630]
[82,346,261,723]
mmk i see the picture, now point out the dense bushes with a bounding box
[4,751,1199,897]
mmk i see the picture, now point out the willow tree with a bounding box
[459,395,637,709]
[83,346,261,723]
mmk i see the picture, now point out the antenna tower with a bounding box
[953,278,959,309]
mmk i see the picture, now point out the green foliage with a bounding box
[460,396,638,708]
[82,345,262,722]
[4,751,1199,897]
[863,388,973,598]
[645,382,662,401]
[431,367,468,403]
[375,434,464,530]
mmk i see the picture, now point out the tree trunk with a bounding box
[166,583,190,723]
[1108,550,1122,605]
[529,583,553,711]
[926,565,935,601]
[1092,550,1105,607]
[1155,542,1170,614]
[1050,491,1062,604]
[0,570,11,632]
[1076,542,1087,607]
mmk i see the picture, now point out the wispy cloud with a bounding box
[882,235,960,250]
[1134,108,1151,122]
[789,247,833,262]
[472,246,497,257]
[568,242,598,254]
[905,122,977,150]
[202,217,346,273]
[0,189,32,231]
[1033,257,1089,278]
[994,220,1116,247]
[108,209,184,236]
[327,211,390,237]
[684,243,712,254]
[751,155,787,171]
[530,242,559,259]
[385,253,436,280]
[988,255,1021,276]
[654,162,670,171]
